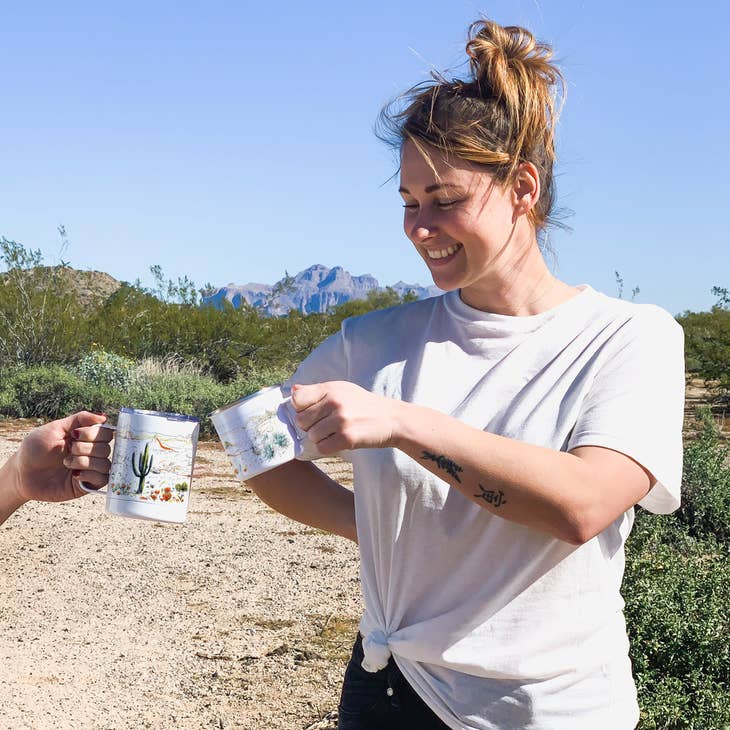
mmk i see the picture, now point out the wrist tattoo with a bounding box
[474,484,507,508]
[421,451,463,483]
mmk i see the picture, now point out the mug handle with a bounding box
[279,398,304,438]
[280,398,320,461]
[77,423,116,495]
[77,481,108,495]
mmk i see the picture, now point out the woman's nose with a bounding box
[413,227,429,241]
[409,218,436,242]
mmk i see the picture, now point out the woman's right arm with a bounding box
[245,460,357,543]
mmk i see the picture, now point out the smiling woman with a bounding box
[385,18,571,315]
[395,143,573,312]
[242,18,685,730]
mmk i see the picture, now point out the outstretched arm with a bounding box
[289,382,653,545]
[0,411,113,526]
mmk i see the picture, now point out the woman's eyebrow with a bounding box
[398,183,463,194]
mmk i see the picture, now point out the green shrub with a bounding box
[679,408,730,542]
[677,306,730,397]
[0,366,89,418]
[625,519,729,728]
[76,349,135,391]
[0,237,91,366]
[124,373,227,438]
[123,363,293,437]
[0,362,294,438]
[86,285,266,382]
[229,363,295,397]
[2,240,425,381]
[130,355,204,381]
[624,414,730,729]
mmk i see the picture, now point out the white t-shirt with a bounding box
[285,285,685,730]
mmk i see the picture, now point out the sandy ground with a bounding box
[0,422,361,730]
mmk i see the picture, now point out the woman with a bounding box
[0,411,112,525]
[247,19,684,729]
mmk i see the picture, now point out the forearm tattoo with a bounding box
[421,451,463,483]
[474,483,507,508]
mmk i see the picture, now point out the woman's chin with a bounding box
[426,266,463,292]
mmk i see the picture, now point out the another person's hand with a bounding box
[290,382,400,455]
[15,411,113,504]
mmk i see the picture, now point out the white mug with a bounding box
[79,408,200,523]
[210,385,313,481]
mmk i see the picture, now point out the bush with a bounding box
[677,306,730,398]
[0,362,293,438]
[679,408,730,542]
[229,363,295,397]
[76,349,135,391]
[0,366,90,418]
[2,240,425,381]
[625,520,729,728]
[130,355,204,382]
[624,413,730,729]
[86,285,267,382]
[0,237,90,366]
[127,372,233,438]
[125,363,293,438]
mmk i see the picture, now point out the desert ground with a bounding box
[0,422,360,730]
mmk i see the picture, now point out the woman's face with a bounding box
[399,140,522,299]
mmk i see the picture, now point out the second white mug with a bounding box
[210,385,313,481]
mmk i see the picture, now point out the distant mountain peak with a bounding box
[202,264,441,315]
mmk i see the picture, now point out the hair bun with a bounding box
[465,20,562,108]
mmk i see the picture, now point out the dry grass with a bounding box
[131,355,205,381]
[307,614,361,663]
[197,485,253,500]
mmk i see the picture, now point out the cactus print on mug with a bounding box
[108,428,194,506]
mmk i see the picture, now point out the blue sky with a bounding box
[1,0,727,316]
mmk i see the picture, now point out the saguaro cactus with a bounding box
[133,442,154,494]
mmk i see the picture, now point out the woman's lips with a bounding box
[424,243,463,266]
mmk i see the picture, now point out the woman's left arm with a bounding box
[291,382,654,545]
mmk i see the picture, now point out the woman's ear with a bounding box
[512,162,540,220]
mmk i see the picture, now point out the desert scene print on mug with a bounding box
[218,407,293,479]
[210,386,306,482]
[109,428,194,506]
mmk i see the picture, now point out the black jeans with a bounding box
[337,634,450,730]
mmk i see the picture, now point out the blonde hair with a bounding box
[379,19,565,232]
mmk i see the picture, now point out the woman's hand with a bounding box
[15,411,113,504]
[290,382,401,455]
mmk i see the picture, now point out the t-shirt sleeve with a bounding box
[566,306,685,514]
[282,324,350,392]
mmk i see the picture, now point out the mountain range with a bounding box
[201,264,442,315]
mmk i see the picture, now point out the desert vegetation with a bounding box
[1,235,728,727]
